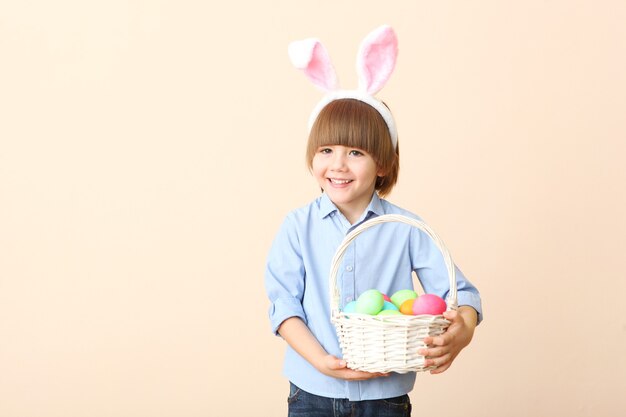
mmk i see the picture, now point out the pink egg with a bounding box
[412,294,447,315]
[382,293,391,302]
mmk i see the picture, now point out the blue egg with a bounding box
[343,301,357,313]
[381,301,399,311]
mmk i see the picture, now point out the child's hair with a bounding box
[306,98,400,197]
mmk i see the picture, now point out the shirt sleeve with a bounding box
[264,214,308,335]
[411,226,484,324]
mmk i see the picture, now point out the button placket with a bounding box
[341,240,356,307]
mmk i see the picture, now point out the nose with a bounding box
[329,151,347,170]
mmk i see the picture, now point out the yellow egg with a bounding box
[399,298,416,315]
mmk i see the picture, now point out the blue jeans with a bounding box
[287,383,411,417]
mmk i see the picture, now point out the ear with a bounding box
[356,25,398,95]
[288,38,339,92]
[375,175,385,189]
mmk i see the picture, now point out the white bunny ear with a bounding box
[288,38,339,92]
[356,25,398,94]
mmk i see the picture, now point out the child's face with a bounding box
[312,145,382,220]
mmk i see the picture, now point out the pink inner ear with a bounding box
[357,26,398,94]
[304,43,338,91]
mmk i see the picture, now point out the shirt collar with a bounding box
[318,192,385,220]
[366,193,385,216]
[319,193,337,219]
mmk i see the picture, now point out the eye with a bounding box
[318,147,332,154]
[349,149,364,156]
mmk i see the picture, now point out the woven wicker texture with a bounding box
[330,214,458,373]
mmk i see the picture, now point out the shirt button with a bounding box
[346,265,353,272]
[346,297,353,302]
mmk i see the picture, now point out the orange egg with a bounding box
[399,298,416,315]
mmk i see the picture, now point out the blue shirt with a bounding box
[265,193,482,401]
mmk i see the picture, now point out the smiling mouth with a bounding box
[329,178,353,185]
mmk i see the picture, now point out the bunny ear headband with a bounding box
[288,25,399,148]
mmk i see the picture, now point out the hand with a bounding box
[419,307,477,374]
[316,354,390,381]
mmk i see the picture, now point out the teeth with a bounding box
[330,179,351,184]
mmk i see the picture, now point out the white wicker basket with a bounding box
[330,214,458,374]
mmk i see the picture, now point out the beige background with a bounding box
[1,1,625,416]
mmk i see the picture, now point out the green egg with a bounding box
[355,289,384,315]
[377,309,402,316]
[390,289,418,309]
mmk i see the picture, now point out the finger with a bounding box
[427,333,451,347]
[329,360,390,379]
[430,361,452,375]
[324,356,347,371]
[339,369,389,381]
[344,369,389,379]
[425,352,452,370]
[443,310,458,321]
[356,372,389,380]
[419,345,448,358]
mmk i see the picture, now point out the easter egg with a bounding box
[399,298,416,315]
[382,293,391,302]
[390,289,418,309]
[355,289,384,315]
[381,301,399,311]
[343,300,357,313]
[378,309,402,316]
[412,294,447,315]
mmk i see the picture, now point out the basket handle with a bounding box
[329,214,458,316]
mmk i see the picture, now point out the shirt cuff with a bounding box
[456,291,484,325]
[269,297,307,335]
